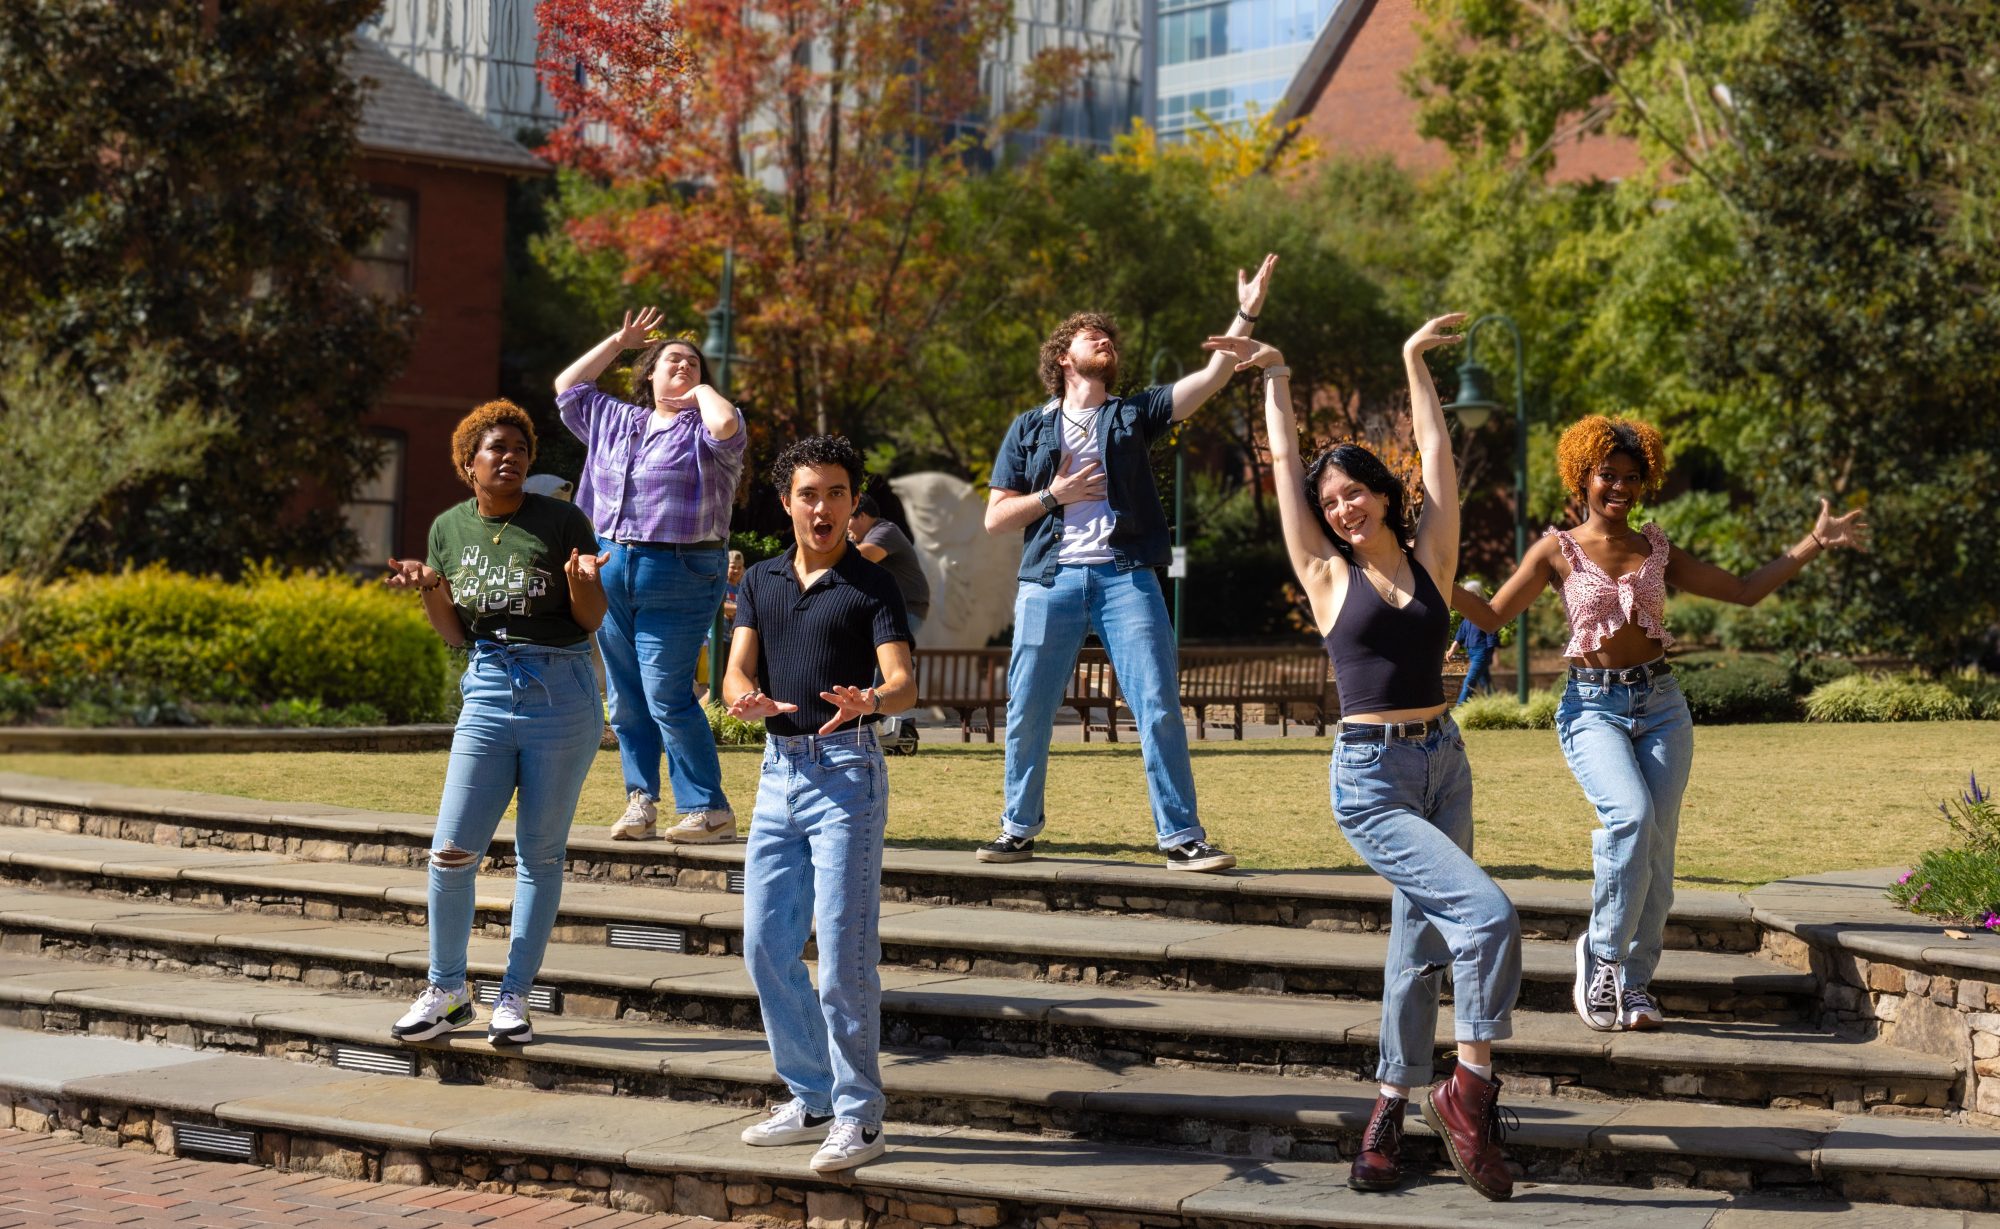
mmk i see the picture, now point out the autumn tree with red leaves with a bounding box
[537,0,1086,443]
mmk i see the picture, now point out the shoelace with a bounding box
[1622,987,1658,1015]
[1363,1100,1403,1153]
[415,985,454,1014]
[822,1121,867,1151]
[493,992,526,1020]
[1587,959,1620,1010]
[1487,1101,1521,1146]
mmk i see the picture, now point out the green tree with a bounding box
[0,1,415,573]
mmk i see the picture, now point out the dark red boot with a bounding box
[1347,1095,1406,1191]
[1420,1065,1514,1201]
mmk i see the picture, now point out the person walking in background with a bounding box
[1205,315,1523,1202]
[977,254,1278,873]
[725,435,914,1174]
[383,401,607,1048]
[554,309,747,845]
[1446,579,1501,703]
[1452,415,1868,1035]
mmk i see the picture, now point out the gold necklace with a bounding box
[483,505,519,545]
[1361,553,1409,607]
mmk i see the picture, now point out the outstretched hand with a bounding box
[566,548,611,584]
[1238,253,1279,317]
[383,557,437,591]
[728,688,798,721]
[1202,335,1283,373]
[817,685,877,734]
[1813,499,1870,552]
[1404,313,1468,357]
[615,306,665,349]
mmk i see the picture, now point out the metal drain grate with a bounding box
[726,870,746,894]
[332,1046,418,1077]
[474,981,560,1013]
[172,1122,255,1160]
[607,923,687,953]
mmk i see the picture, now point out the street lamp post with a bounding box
[1148,348,1188,645]
[703,248,744,685]
[1442,314,1531,704]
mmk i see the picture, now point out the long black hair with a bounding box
[631,337,714,410]
[1302,443,1414,563]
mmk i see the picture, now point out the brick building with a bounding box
[341,38,547,565]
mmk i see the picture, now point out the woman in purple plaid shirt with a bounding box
[556,308,749,844]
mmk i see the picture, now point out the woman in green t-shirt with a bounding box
[381,400,608,1047]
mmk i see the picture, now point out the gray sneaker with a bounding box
[1573,935,1622,1031]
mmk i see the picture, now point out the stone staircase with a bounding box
[1,770,1996,1228]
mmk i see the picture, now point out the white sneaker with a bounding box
[609,790,658,840]
[390,983,474,1041]
[665,808,737,844]
[740,1098,834,1147]
[810,1120,886,1172]
[487,991,533,1044]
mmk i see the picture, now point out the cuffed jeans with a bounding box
[597,541,730,814]
[1331,716,1521,1086]
[1001,564,1202,849]
[428,642,601,997]
[1455,650,1494,704]
[742,724,889,1128]
[1557,668,1694,989]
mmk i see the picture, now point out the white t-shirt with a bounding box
[1051,402,1115,565]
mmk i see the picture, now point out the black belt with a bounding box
[611,538,725,551]
[1568,659,1673,686]
[1338,717,1446,741]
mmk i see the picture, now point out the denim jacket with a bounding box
[989,385,1177,585]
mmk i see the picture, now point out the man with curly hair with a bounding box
[978,254,1276,873]
[1455,414,1868,1033]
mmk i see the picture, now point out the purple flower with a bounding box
[1898,871,1913,885]
[1967,771,1985,805]
[1985,912,2000,931]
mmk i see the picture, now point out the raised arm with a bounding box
[1666,498,1869,605]
[1405,314,1467,588]
[1171,254,1277,421]
[688,382,741,441]
[554,308,662,394]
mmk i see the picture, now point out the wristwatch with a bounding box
[1037,488,1061,513]
[869,688,882,714]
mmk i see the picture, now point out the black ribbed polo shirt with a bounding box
[732,544,912,736]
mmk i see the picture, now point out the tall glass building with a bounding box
[1154,0,1341,137]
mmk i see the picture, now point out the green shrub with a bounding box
[1887,774,2000,928]
[1665,596,1726,646]
[1676,654,1798,723]
[0,673,35,723]
[1789,656,1858,693]
[1805,673,1978,723]
[1455,693,1528,730]
[1945,670,2000,720]
[1522,688,1560,729]
[5,565,449,723]
[705,699,765,745]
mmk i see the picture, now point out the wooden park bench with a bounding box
[1178,646,1336,739]
[910,647,1010,742]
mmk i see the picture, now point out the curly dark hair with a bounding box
[630,336,714,410]
[450,400,537,489]
[770,434,866,499]
[1302,443,1414,563]
[1038,311,1120,396]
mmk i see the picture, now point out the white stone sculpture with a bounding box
[889,472,1023,651]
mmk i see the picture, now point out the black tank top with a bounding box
[1322,550,1449,716]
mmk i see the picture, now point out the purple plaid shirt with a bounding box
[557,381,747,544]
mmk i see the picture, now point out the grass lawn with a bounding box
[2,722,1986,889]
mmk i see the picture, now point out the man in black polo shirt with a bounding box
[723,435,914,1174]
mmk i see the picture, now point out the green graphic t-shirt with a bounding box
[426,494,601,646]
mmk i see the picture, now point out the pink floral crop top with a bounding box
[1547,521,1674,657]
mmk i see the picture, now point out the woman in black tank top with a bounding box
[1205,318,1522,1203]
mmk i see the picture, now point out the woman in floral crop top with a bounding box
[1454,416,1867,1034]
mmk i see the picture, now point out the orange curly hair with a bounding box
[450,400,538,489]
[1556,415,1667,501]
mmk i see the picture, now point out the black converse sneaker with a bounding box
[975,832,1036,863]
[1620,984,1665,1031]
[1573,935,1622,1031]
[1164,840,1237,873]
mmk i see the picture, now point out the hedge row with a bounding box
[2,566,450,724]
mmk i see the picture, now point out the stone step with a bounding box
[0,827,1805,1018]
[0,896,1948,1112]
[0,771,1760,951]
[2,1026,1993,1224]
[0,949,1975,1201]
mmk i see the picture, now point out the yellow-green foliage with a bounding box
[5,565,447,722]
[1804,673,1979,723]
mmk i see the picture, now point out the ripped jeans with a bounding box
[1330,716,1521,1086]
[427,641,601,998]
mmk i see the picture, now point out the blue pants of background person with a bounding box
[427,642,600,998]
[741,725,889,1128]
[1456,649,1494,704]
[597,540,730,814]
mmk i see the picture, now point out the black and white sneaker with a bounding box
[1620,985,1665,1031]
[486,991,534,1045]
[810,1121,886,1172]
[390,983,474,1042]
[1573,935,1622,1031]
[975,833,1035,863]
[740,1098,834,1146]
[1164,840,1237,873]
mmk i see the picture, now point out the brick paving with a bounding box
[0,1128,748,1229]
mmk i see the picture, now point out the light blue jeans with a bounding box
[1330,716,1521,1086]
[1557,668,1695,989]
[597,541,730,814]
[429,642,601,997]
[1001,564,1202,849]
[742,724,889,1128]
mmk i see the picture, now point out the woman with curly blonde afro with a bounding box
[1455,414,1867,1035]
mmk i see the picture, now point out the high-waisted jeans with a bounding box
[428,641,601,997]
[741,723,889,1127]
[1330,716,1521,1086]
[1556,668,1694,988]
[597,540,730,814]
